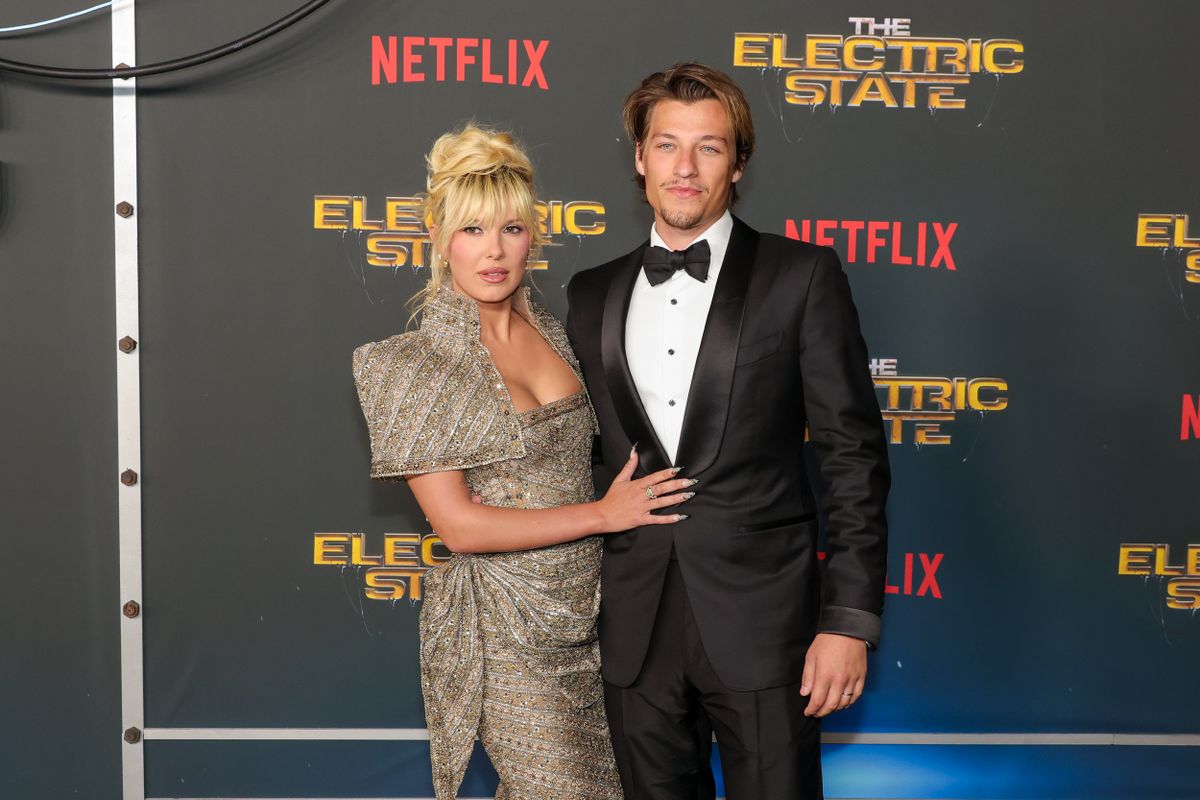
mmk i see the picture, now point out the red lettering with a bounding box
[842,220,864,262]
[917,553,943,598]
[522,39,549,89]
[508,39,518,84]
[931,222,957,270]
[428,37,452,81]
[780,218,958,273]
[815,219,835,246]
[1183,394,1200,440]
[891,221,912,265]
[455,38,478,81]
[867,220,887,263]
[402,36,424,82]
[879,552,943,598]
[481,39,503,84]
[371,35,397,85]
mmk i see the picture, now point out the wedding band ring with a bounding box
[646,486,656,499]
[842,692,853,696]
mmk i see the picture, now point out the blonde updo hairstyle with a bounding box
[414,123,547,316]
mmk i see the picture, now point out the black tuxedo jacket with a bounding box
[566,216,890,691]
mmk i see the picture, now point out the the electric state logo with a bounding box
[1118,544,1200,610]
[1135,213,1200,285]
[313,195,605,270]
[371,36,549,88]
[870,358,1008,445]
[314,532,449,601]
[734,16,1024,110]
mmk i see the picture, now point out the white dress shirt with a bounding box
[625,211,734,464]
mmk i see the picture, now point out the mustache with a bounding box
[660,181,707,192]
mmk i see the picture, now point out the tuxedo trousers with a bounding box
[603,561,823,800]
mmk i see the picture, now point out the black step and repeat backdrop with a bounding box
[2,1,1199,798]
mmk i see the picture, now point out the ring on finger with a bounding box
[645,486,656,500]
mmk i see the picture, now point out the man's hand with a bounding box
[800,632,868,717]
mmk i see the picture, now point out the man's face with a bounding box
[636,98,743,241]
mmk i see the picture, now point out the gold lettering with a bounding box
[805,36,842,70]
[784,75,826,106]
[843,36,885,71]
[313,196,350,230]
[351,196,384,231]
[1166,579,1200,610]
[1117,544,1153,575]
[1154,544,1186,577]
[1136,214,1174,247]
[350,532,383,566]
[1172,214,1200,248]
[848,73,898,107]
[982,39,1025,74]
[928,85,965,109]
[733,33,771,67]
[564,202,606,235]
[385,534,422,567]
[313,533,350,565]
[771,33,805,68]
[385,197,424,233]
[967,379,1008,411]
[421,534,451,567]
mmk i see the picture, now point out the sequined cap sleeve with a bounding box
[352,332,525,480]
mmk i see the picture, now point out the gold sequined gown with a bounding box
[420,389,622,799]
[352,286,622,800]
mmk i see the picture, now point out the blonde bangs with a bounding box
[437,168,545,252]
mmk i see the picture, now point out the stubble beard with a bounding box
[658,206,705,231]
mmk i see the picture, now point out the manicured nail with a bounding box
[681,492,695,500]
[630,443,638,456]
[686,478,699,486]
[676,514,689,521]
[671,466,683,474]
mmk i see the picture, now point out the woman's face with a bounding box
[443,214,531,305]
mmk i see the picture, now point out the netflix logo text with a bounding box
[371,36,549,89]
[786,218,958,270]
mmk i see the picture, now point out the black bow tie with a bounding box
[643,240,711,286]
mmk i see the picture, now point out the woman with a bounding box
[352,124,694,799]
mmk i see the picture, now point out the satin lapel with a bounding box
[601,242,672,474]
[674,217,759,476]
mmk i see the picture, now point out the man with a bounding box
[565,63,890,799]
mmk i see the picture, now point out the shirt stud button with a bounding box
[668,400,676,407]
[670,299,678,305]
[668,349,675,355]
